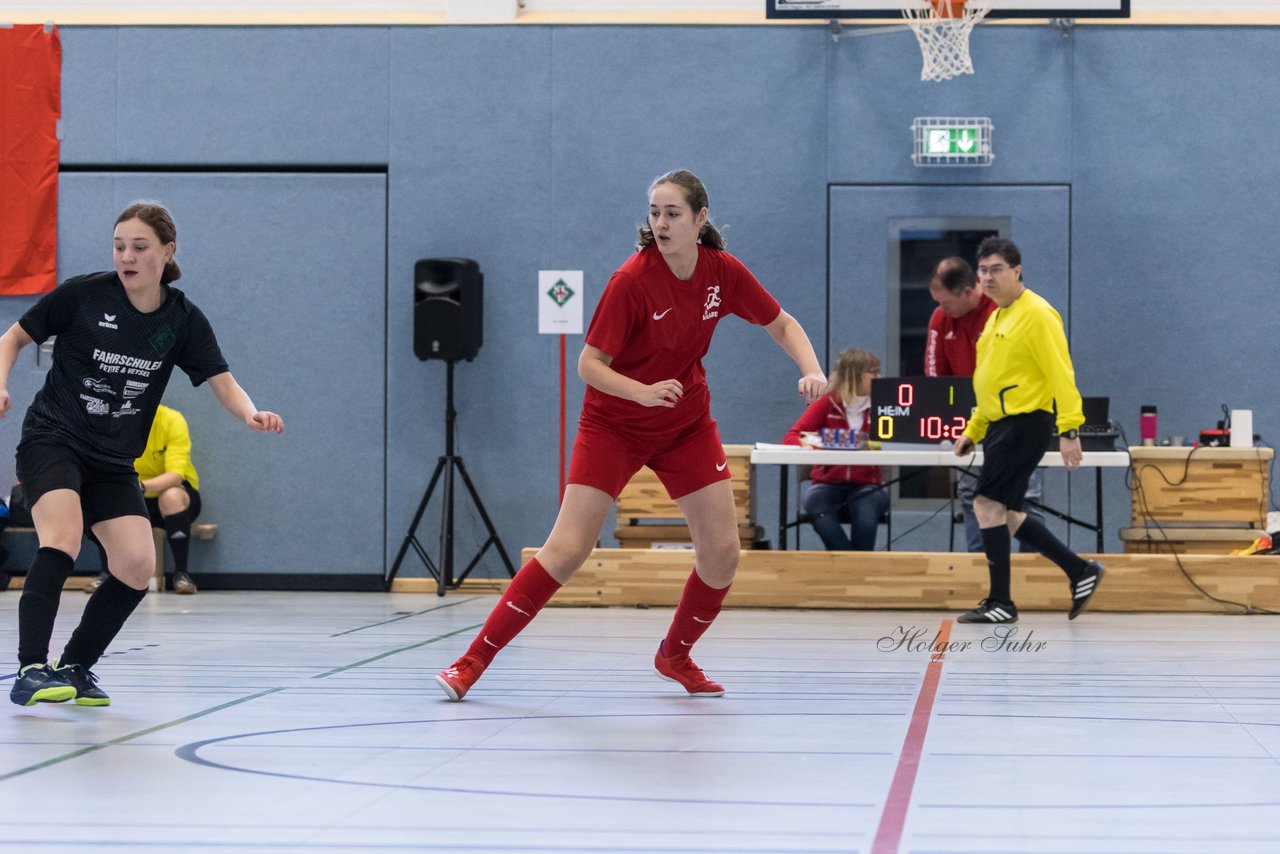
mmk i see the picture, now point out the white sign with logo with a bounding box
[538,270,583,335]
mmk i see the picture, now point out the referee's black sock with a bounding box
[163,509,192,574]
[1014,517,1088,580]
[979,525,1013,604]
[60,575,147,670]
[17,547,77,668]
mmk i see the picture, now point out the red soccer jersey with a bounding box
[923,295,997,377]
[582,244,781,436]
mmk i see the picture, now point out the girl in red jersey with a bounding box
[782,348,887,550]
[436,170,826,700]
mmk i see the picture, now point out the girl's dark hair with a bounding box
[635,169,726,252]
[116,202,181,284]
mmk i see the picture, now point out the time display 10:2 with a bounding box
[870,377,976,444]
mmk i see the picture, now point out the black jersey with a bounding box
[18,271,229,467]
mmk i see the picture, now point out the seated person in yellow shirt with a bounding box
[89,405,203,594]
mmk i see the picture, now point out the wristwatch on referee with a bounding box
[1060,429,1079,440]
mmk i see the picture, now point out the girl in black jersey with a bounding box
[1,202,283,707]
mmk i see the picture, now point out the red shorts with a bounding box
[567,417,731,500]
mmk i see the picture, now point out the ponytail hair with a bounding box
[635,169,726,252]
[116,201,181,284]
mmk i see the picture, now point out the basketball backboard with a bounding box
[767,0,1130,19]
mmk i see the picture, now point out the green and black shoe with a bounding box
[52,662,111,707]
[9,664,76,706]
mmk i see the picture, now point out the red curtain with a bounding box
[0,24,61,295]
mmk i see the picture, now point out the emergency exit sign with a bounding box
[911,117,995,167]
[929,128,977,154]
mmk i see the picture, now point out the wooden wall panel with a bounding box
[475,547,1280,614]
[1128,447,1271,527]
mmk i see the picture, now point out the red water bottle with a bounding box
[1140,405,1157,446]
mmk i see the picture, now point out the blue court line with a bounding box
[190,742,896,757]
[913,830,1280,842]
[175,711,885,808]
[0,842,859,853]
[930,751,1277,760]
[0,686,287,783]
[918,799,1280,810]
[307,622,481,679]
[1,642,163,681]
[328,596,480,637]
[0,622,482,782]
[937,711,1280,727]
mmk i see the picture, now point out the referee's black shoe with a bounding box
[957,598,1018,624]
[1068,561,1105,620]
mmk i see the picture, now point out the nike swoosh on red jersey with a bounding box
[652,307,674,320]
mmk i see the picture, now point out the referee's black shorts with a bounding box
[974,410,1054,511]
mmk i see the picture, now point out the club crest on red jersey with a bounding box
[702,284,721,321]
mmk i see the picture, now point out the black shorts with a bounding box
[15,440,148,527]
[974,411,1053,510]
[145,482,202,527]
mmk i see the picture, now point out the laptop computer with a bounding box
[1080,396,1111,434]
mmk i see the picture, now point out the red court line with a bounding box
[871,618,952,854]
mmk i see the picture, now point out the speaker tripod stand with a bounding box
[386,359,516,595]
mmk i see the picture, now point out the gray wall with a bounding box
[1,23,1275,578]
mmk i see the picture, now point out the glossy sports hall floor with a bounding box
[2,590,1278,853]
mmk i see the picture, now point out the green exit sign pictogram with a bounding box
[927,128,979,154]
[912,117,994,167]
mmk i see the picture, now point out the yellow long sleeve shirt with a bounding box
[962,287,1084,443]
[134,405,200,496]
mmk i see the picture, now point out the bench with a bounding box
[1118,526,1267,555]
[1,523,218,591]
[612,444,764,550]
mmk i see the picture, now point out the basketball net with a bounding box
[903,0,992,82]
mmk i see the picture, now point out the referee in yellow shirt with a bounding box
[952,238,1103,623]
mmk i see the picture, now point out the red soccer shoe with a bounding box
[653,641,725,697]
[435,654,487,701]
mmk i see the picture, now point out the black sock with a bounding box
[17,547,76,668]
[1014,517,1088,580]
[60,575,147,670]
[980,525,1013,605]
[164,510,191,575]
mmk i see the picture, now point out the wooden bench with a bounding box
[2,523,218,591]
[1124,446,1272,556]
[612,444,764,550]
[513,547,1280,614]
[1119,526,1268,555]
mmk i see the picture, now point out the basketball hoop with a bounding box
[903,0,992,82]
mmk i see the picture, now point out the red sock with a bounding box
[465,557,562,665]
[662,568,731,658]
